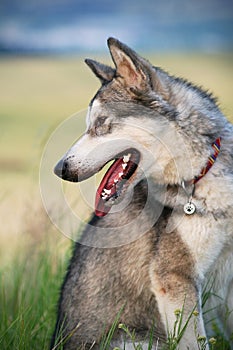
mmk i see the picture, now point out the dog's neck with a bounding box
[147,137,221,216]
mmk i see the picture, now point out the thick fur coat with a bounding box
[51,38,233,349]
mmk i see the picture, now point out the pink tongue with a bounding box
[95,158,124,217]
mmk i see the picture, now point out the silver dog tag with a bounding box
[184,202,196,215]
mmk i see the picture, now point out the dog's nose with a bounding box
[54,159,68,179]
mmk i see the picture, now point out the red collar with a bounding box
[192,137,221,184]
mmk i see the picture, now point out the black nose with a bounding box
[54,159,68,179]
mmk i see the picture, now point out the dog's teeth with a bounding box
[104,189,111,195]
[101,190,109,199]
[119,172,124,177]
[122,163,127,170]
[123,154,131,163]
[114,179,118,183]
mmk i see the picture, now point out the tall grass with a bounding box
[0,221,71,350]
[50,305,232,350]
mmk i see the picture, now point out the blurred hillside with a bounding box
[0,0,232,54]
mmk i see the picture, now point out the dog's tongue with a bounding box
[95,158,125,217]
[95,152,138,217]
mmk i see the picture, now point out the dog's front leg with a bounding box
[150,272,208,349]
[149,233,208,350]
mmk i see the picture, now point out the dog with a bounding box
[51,38,233,349]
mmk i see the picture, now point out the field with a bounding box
[0,52,233,349]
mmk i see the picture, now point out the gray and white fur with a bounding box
[51,38,233,349]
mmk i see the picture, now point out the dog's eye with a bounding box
[95,116,108,128]
[94,117,112,136]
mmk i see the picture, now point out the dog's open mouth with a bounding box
[95,149,140,217]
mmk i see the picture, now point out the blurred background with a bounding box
[0,0,233,348]
[0,0,233,53]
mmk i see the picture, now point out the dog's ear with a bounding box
[107,37,147,89]
[85,59,115,84]
[107,38,168,97]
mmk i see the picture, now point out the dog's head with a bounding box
[54,38,223,217]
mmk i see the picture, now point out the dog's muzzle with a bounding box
[54,158,98,182]
[54,159,75,181]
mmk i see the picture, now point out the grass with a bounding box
[49,304,232,349]
[0,52,232,349]
[0,219,70,350]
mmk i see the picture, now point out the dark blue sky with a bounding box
[0,0,232,53]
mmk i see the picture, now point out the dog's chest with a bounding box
[173,214,228,277]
